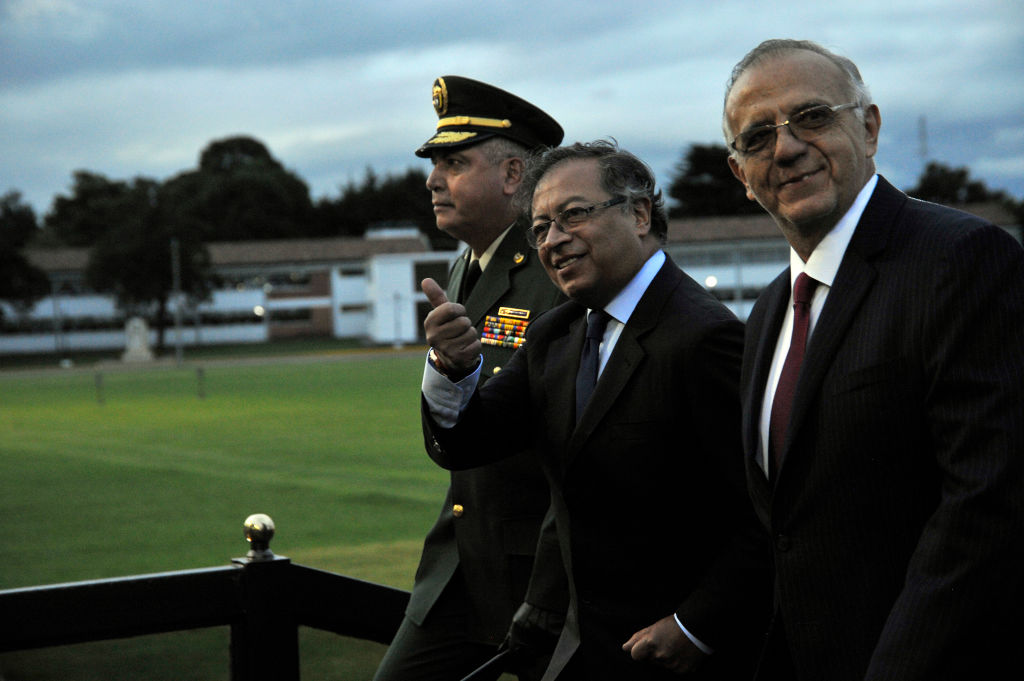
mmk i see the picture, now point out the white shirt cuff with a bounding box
[674,613,714,655]
[421,350,482,428]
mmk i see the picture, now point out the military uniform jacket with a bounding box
[425,256,769,679]
[406,226,565,644]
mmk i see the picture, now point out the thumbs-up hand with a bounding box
[422,278,481,378]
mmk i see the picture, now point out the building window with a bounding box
[414,261,451,290]
[267,271,312,291]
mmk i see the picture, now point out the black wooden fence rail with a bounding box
[0,514,409,680]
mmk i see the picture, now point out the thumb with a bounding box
[421,278,449,308]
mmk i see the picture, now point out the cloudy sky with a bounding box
[3,0,1022,217]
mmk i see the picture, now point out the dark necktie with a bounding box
[769,273,819,477]
[575,309,611,423]
[460,259,482,304]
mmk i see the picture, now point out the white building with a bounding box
[3,205,1018,356]
[4,227,452,355]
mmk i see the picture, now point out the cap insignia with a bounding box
[432,78,449,116]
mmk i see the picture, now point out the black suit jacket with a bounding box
[427,256,769,680]
[741,177,1024,680]
[406,227,565,644]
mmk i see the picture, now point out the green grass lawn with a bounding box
[0,351,447,679]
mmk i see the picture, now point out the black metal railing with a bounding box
[0,514,409,680]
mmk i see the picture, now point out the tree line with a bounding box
[2,135,1021,351]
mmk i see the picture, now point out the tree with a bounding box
[42,171,135,247]
[667,144,762,217]
[907,161,1024,233]
[199,136,284,173]
[167,135,316,242]
[312,167,379,238]
[907,161,1010,205]
[0,191,50,320]
[84,178,214,353]
[313,167,443,244]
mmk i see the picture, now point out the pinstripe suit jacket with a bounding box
[741,177,1024,680]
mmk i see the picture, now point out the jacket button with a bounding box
[775,534,791,552]
[452,504,464,518]
[492,366,502,375]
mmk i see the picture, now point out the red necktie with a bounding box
[769,273,819,477]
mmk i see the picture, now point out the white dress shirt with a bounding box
[757,174,878,474]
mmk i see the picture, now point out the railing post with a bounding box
[229,514,300,681]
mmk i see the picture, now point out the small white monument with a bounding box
[122,316,154,362]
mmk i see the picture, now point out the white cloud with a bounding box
[5,0,108,43]
[3,0,1023,211]
[974,156,1024,181]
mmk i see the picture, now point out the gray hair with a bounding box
[517,139,668,243]
[722,39,873,152]
[478,135,531,165]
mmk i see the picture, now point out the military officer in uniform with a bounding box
[372,76,566,681]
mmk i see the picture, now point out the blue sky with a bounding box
[3,0,1022,216]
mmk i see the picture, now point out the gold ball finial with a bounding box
[243,513,276,560]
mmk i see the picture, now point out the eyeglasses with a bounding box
[729,102,861,156]
[527,197,626,249]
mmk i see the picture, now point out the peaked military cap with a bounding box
[415,75,564,157]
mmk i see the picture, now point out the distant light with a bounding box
[254,305,266,317]
[705,275,719,288]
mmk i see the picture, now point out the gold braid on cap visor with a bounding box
[436,115,512,130]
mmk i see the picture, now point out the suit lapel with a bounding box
[781,179,900,474]
[447,249,471,303]
[785,260,875,452]
[744,271,790,496]
[550,307,587,465]
[567,260,679,461]
[464,230,534,326]
[569,321,643,451]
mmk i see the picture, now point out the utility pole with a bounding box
[918,115,929,163]
[171,237,184,366]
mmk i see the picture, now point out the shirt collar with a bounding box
[600,249,666,325]
[474,224,515,271]
[790,174,877,287]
